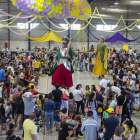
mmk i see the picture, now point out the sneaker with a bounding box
[46,131,50,134]
[78,135,84,139]
[50,130,53,133]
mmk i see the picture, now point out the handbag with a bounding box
[62,90,68,100]
[115,97,127,115]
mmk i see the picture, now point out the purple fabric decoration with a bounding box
[85,22,140,42]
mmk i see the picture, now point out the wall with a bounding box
[0,4,140,51]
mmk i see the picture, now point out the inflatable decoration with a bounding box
[11,0,91,20]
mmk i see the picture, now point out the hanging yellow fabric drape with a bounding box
[19,29,62,42]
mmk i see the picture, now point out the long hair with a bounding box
[88,92,95,102]
[127,120,134,130]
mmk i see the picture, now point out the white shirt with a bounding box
[7,66,15,76]
[73,89,82,101]
[2,48,5,52]
[129,80,135,90]
[0,87,2,97]
[100,79,108,94]
[111,86,121,96]
[132,74,136,79]
[24,92,32,97]
[129,49,132,55]
[20,72,24,79]
[19,65,23,69]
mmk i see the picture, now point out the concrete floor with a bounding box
[1,71,140,140]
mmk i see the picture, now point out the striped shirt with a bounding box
[81,119,99,140]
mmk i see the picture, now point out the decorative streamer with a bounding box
[0,17,37,28]
[0,11,22,21]
[0,10,33,18]
[46,17,77,29]
[0,16,38,35]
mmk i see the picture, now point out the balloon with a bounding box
[11,0,91,20]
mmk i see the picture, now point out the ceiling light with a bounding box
[114,2,119,5]
[101,8,105,10]
[137,13,140,14]
[0,9,3,10]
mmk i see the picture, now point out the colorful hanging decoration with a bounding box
[11,0,91,20]
[82,22,85,45]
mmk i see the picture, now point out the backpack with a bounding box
[15,94,24,109]
[34,105,42,117]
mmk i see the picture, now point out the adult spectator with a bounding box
[44,93,55,134]
[66,114,77,137]
[6,129,23,140]
[104,108,119,140]
[128,48,132,55]
[74,84,84,115]
[48,52,54,62]
[22,93,38,120]
[96,87,105,122]
[122,118,135,140]
[106,81,121,101]
[79,53,84,72]
[12,86,23,128]
[31,85,37,95]
[81,111,99,140]
[0,66,6,83]
[7,63,15,77]
[58,122,73,140]
[0,97,6,137]
[117,90,129,125]
[118,70,124,86]
[23,112,38,140]
[61,85,69,117]
[10,84,18,119]
[98,75,108,96]
[127,74,135,90]
[91,85,98,94]
[114,59,119,74]
[52,83,62,110]
[34,58,40,72]
[125,88,134,113]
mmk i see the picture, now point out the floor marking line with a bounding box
[132,118,140,130]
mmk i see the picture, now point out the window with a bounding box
[59,24,81,30]
[96,24,118,31]
[71,24,81,30]
[59,24,68,30]
[136,25,140,29]
[17,23,40,29]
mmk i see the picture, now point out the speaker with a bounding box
[91,45,94,51]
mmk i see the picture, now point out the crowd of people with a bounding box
[0,46,139,140]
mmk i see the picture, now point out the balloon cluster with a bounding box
[11,0,91,20]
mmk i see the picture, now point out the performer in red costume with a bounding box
[48,37,74,88]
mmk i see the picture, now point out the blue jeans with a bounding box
[55,102,61,110]
[85,63,88,71]
[91,64,94,72]
[79,61,83,71]
[45,112,54,131]
[121,114,125,125]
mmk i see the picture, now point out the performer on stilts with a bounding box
[93,36,108,77]
[48,37,74,88]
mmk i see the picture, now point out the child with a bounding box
[75,116,84,139]
[55,110,61,132]
[3,87,7,101]
[39,68,43,77]
[101,105,109,126]
[85,85,90,100]
[5,101,12,123]
[60,108,68,123]
[98,127,104,140]
[37,94,43,108]
[6,129,23,140]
